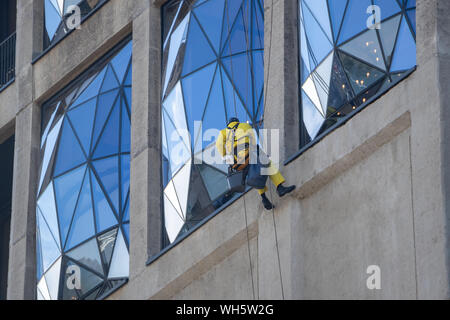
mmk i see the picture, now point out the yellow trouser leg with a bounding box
[256,163,285,195]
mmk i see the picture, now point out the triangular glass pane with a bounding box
[199,73,227,151]
[66,260,103,297]
[221,0,242,51]
[37,288,45,300]
[181,63,216,137]
[93,97,120,159]
[164,195,185,243]
[339,51,385,95]
[164,180,183,219]
[251,0,264,50]
[37,183,60,249]
[222,8,249,57]
[124,63,132,86]
[327,54,354,113]
[172,159,191,218]
[108,230,129,279]
[45,0,61,41]
[122,223,130,244]
[54,118,87,176]
[163,81,191,151]
[37,207,61,273]
[304,0,333,42]
[38,276,51,301]
[312,52,334,116]
[302,90,325,141]
[182,15,216,76]
[68,98,96,155]
[120,155,130,213]
[120,99,131,153]
[122,196,129,223]
[252,50,264,117]
[38,118,63,194]
[221,66,251,122]
[164,13,190,96]
[299,18,312,83]
[301,0,333,68]
[390,17,416,72]
[91,169,118,233]
[222,53,253,114]
[100,65,120,93]
[340,28,386,70]
[327,0,348,41]
[197,164,228,200]
[41,103,60,149]
[406,9,416,35]
[50,0,61,14]
[65,88,78,106]
[163,110,191,177]
[378,14,402,68]
[110,41,132,84]
[302,75,324,116]
[67,238,104,275]
[198,75,227,150]
[301,3,333,70]
[338,0,372,45]
[194,0,225,52]
[44,257,61,300]
[54,165,86,247]
[98,228,118,270]
[373,0,401,20]
[91,89,120,152]
[71,69,105,108]
[92,156,120,213]
[61,259,79,300]
[65,173,96,251]
[37,226,44,280]
[123,87,132,113]
[407,0,416,9]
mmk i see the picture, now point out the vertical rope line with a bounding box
[243,193,256,300]
[268,183,285,299]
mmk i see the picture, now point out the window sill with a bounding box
[284,67,417,167]
[0,78,14,95]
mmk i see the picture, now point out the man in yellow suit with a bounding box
[216,118,296,210]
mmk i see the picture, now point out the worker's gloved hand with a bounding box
[277,184,296,197]
[261,193,274,210]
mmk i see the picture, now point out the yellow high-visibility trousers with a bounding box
[256,162,285,195]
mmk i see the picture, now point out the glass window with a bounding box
[161,0,264,247]
[36,38,132,300]
[43,0,108,50]
[298,0,416,148]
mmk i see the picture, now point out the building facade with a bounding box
[0,0,449,300]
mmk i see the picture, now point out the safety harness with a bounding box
[226,122,251,172]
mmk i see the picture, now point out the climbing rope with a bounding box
[225,0,256,300]
[261,0,286,300]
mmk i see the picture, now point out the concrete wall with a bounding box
[1,0,449,300]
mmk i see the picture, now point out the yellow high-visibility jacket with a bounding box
[216,121,256,170]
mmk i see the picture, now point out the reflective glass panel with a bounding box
[298,0,416,148]
[36,38,132,300]
[161,0,264,247]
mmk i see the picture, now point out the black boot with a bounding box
[277,184,296,197]
[261,193,274,210]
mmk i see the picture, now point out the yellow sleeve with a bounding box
[216,129,227,157]
[242,123,256,146]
